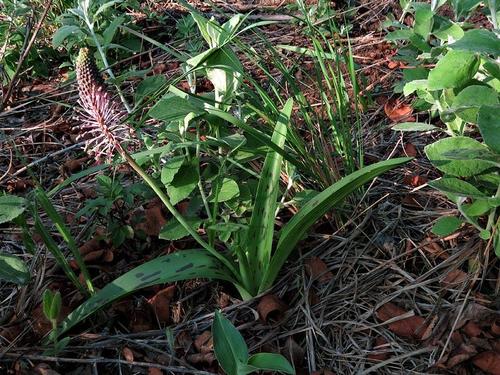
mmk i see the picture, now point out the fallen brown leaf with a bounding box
[447,343,477,368]
[384,99,413,122]
[33,363,61,375]
[442,269,468,286]
[122,347,134,363]
[194,331,213,354]
[257,294,288,323]
[403,143,418,157]
[137,204,167,236]
[305,257,334,284]
[376,302,426,339]
[148,368,163,375]
[463,321,482,338]
[492,320,500,336]
[282,337,305,367]
[186,353,215,365]
[472,351,500,375]
[147,285,175,323]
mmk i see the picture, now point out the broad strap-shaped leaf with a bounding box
[259,157,412,293]
[0,195,26,224]
[246,99,292,287]
[212,311,249,375]
[58,250,234,336]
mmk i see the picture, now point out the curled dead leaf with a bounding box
[136,204,167,237]
[194,331,213,354]
[147,285,175,323]
[122,347,134,363]
[463,321,482,338]
[403,174,428,187]
[376,302,426,339]
[83,249,104,263]
[384,99,413,122]
[257,294,288,323]
[447,344,477,368]
[491,320,500,336]
[472,351,500,375]
[442,269,468,287]
[403,143,417,157]
[305,257,334,284]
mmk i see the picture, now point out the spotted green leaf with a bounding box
[58,250,234,336]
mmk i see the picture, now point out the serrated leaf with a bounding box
[212,310,249,375]
[424,137,493,177]
[159,218,202,241]
[427,50,479,90]
[0,253,30,285]
[0,195,26,224]
[431,216,462,236]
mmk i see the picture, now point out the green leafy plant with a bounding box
[388,1,500,255]
[42,289,70,355]
[212,310,294,375]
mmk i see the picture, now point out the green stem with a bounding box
[121,151,240,279]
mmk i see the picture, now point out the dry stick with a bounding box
[1,0,53,110]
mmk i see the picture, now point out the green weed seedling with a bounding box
[43,289,70,355]
[213,311,294,375]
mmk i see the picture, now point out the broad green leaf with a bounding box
[431,216,462,236]
[427,50,479,90]
[246,99,292,285]
[259,157,412,293]
[43,289,53,318]
[167,159,199,205]
[0,195,26,224]
[103,16,125,45]
[0,253,30,285]
[209,178,240,202]
[135,75,167,104]
[464,200,491,216]
[247,353,295,374]
[148,95,206,122]
[448,29,500,56]
[433,16,464,40]
[385,29,413,41]
[94,0,122,18]
[52,25,83,48]
[159,218,202,241]
[212,311,249,375]
[451,86,499,123]
[392,122,438,131]
[161,156,185,186]
[50,292,62,321]
[428,177,486,198]
[477,105,500,153]
[403,80,428,96]
[413,3,434,39]
[442,148,500,168]
[59,250,233,336]
[424,137,493,177]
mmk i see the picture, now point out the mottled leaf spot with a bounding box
[176,263,194,272]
